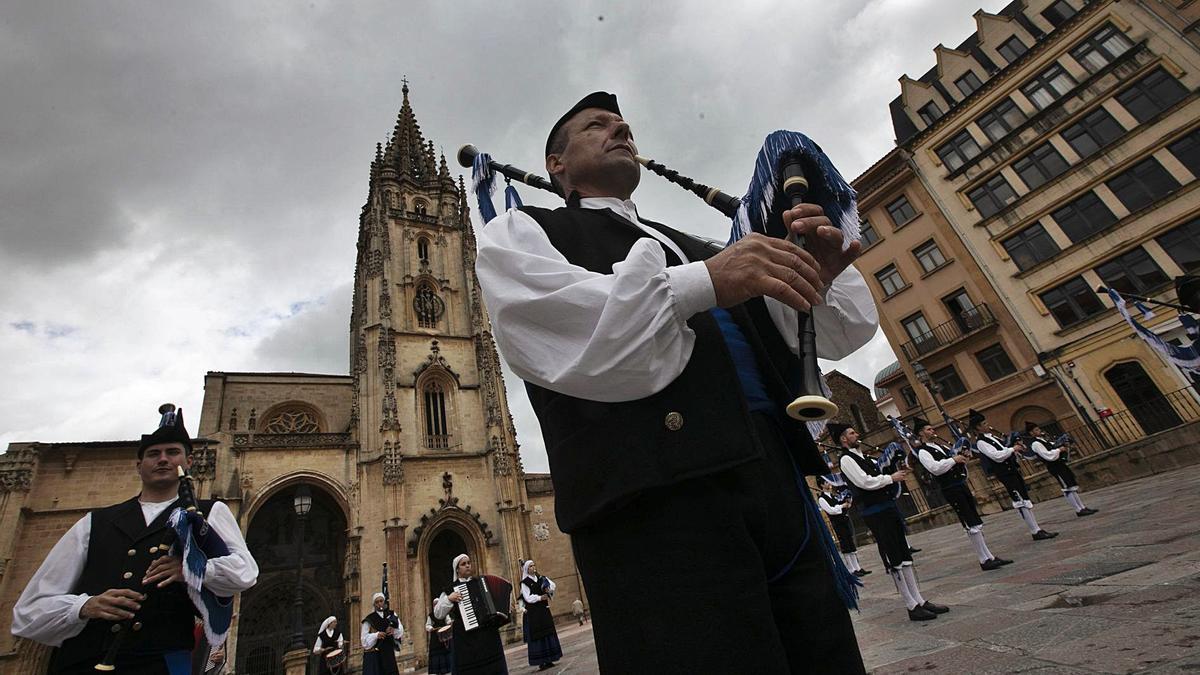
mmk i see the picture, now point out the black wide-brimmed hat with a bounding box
[138,403,193,458]
[544,91,621,158]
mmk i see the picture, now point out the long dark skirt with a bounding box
[427,648,453,675]
[527,633,563,666]
[830,514,856,553]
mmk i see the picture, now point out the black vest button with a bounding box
[664,412,683,431]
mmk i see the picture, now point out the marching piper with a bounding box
[833,423,948,622]
[313,616,346,675]
[1026,422,1097,517]
[817,477,870,577]
[519,560,562,670]
[361,593,403,675]
[969,410,1058,541]
[425,600,453,675]
[11,404,258,674]
[434,554,507,675]
[912,419,1013,571]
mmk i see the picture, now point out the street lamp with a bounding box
[289,485,312,651]
[911,362,946,418]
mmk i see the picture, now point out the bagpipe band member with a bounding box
[968,410,1059,541]
[817,477,869,577]
[425,599,453,675]
[834,423,948,622]
[1026,422,1097,517]
[911,418,1013,572]
[361,592,403,675]
[475,92,877,673]
[434,554,507,675]
[519,560,562,671]
[313,616,345,675]
[12,405,258,675]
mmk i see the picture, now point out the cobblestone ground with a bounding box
[423,470,1199,673]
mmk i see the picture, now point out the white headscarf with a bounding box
[452,554,470,579]
[372,592,386,605]
[521,560,535,579]
[319,616,337,635]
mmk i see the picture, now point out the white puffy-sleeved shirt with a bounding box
[361,611,404,650]
[474,198,879,403]
[11,499,258,647]
[975,436,1015,463]
[1030,438,1062,462]
[839,448,893,492]
[817,494,846,516]
[917,442,959,476]
[520,575,557,605]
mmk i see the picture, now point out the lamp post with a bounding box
[911,362,946,421]
[289,485,313,652]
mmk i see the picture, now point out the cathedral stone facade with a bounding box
[0,85,582,674]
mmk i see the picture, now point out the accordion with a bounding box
[454,575,513,632]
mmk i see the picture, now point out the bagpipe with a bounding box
[381,563,402,636]
[96,467,232,672]
[459,128,861,424]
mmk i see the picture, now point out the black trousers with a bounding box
[1045,460,1078,490]
[996,471,1031,503]
[570,413,865,674]
[830,515,856,553]
[861,507,911,570]
[942,483,983,529]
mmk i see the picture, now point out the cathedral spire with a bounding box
[380,80,430,181]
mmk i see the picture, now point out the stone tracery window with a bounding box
[414,282,445,328]
[424,381,450,449]
[262,408,321,434]
[417,237,430,265]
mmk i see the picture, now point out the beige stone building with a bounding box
[0,85,582,675]
[891,0,1200,443]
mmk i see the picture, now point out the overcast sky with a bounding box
[0,0,1010,471]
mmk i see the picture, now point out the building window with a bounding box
[976,99,1026,142]
[1096,247,1169,295]
[1013,143,1070,190]
[918,101,944,125]
[413,282,446,328]
[1157,217,1200,273]
[1003,223,1061,271]
[900,385,919,409]
[1168,128,1200,178]
[901,313,933,343]
[1070,24,1132,73]
[859,219,879,246]
[423,381,450,449]
[913,239,947,273]
[417,237,430,264]
[1106,157,1181,213]
[936,130,982,171]
[875,264,906,296]
[1051,191,1117,242]
[1042,0,1077,27]
[262,408,321,434]
[1022,64,1076,110]
[1061,107,1125,159]
[956,71,984,97]
[1040,276,1106,328]
[997,36,1028,63]
[976,344,1018,381]
[886,195,918,226]
[414,201,428,216]
[968,174,1018,218]
[930,365,968,399]
[1116,68,1189,124]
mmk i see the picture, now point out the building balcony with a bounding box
[901,303,997,360]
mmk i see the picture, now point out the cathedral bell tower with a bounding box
[349,82,530,652]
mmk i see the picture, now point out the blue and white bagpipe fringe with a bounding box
[167,508,234,647]
[819,471,853,502]
[1107,288,1200,372]
[471,152,524,224]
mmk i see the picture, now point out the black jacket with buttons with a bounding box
[518,203,825,532]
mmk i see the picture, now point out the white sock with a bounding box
[1065,491,1086,511]
[1018,505,1040,534]
[840,552,853,570]
[900,565,926,606]
[849,552,862,571]
[892,570,919,610]
[967,531,990,563]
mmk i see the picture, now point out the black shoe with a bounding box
[995,557,1015,566]
[538,664,555,671]
[859,569,872,576]
[909,546,922,554]
[1076,508,1098,517]
[908,605,938,621]
[1032,530,1059,541]
[981,558,1004,571]
[922,601,950,614]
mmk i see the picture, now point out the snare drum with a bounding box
[436,624,452,646]
[324,648,347,674]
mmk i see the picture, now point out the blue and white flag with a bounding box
[1106,288,1200,373]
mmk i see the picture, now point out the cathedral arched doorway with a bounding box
[426,527,472,604]
[237,483,348,675]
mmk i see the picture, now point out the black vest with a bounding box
[521,576,557,641]
[977,434,1021,477]
[841,452,895,509]
[921,443,968,489]
[1031,438,1066,465]
[49,496,216,672]
[317,629,342,651]
[363,610,400,654]
[517,204,825,531]
[818,492,850,523]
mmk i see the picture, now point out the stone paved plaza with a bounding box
[444,470,1200,674]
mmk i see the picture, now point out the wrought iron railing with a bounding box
[424,434,453,450]
[1051,386,1200,461]
[900,303,996,360]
